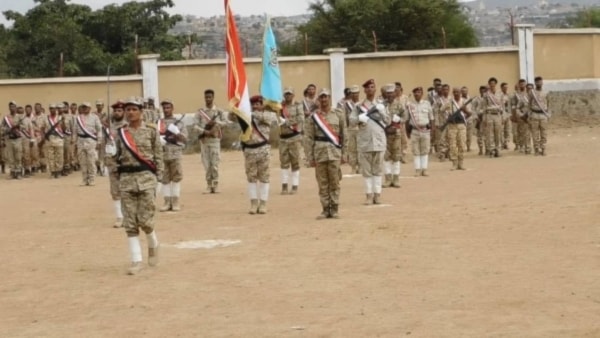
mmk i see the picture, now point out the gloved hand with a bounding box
[376,103,386,114]
[279,118,286,126]
[392,115,401,123]
[160,136,167,146]
[358,113,369,123]
[167,124,180,135]
[105,144,117,156]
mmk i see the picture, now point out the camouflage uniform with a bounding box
[73,112,103,185]
[433,96,452,160]
[143,106,160,124]
[157,115,188,211]
[1,114,25,178]
[301,97,318,166]
[31,112,46,172]
[350,98,390,204]
[383,95,407,188]
[528,88,549,155]
[278,100,304,194]
[94,110,108,175]
[341,98,360,174]
[481,90,504,157]
[40,114,66,178]
[407,98,434,176]
[501,91,512,150]
[513,91,532,153]
[20,114,35,176]
[464,96,476,152]
[194,105,227,192]
[447,97,470,170]
[60,110,74,174]
[305,106,347,218]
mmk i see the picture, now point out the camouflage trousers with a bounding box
[530,113,548,151]
[200,140,221,185]
[518,119,532,152]
[244,146,270,183]
[466,119,476,151]
[279,137,302,171]
[31,139,41,168]
[358,151,384,177]
[96,141,106,168]
[63,139,73,169]
[45,137,64,173]
[162,158,183,184]
[21,138,32,169]
[6,138,23,172]
[435,126,448,155]
[411,129,431,156]
[315,160,341,208]
[346,129,359,169]
[485,113,502,152]
[447,123,467,161]
[384,134,402,162]
[477,115,487,153]
[121,188,156,236]
[501,115,511,147]
[77,139,98,182]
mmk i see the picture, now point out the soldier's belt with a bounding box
[77,134,93,138]
[531,109,545,114]
[241,141,268,150]
[313,136,330,142]
[118,165,152,174]
[8,135,21,140]
[280,131,301,139]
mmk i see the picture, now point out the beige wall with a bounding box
[344,47,519,94]
[157,57,330,113]
[0,77,142,109]
[534,30,599,80]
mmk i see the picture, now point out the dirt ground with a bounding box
[1,126,599,338]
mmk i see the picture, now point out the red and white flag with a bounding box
[225,0,252,142]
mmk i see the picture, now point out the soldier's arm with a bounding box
[95,116,103,143]
[193,112,206,134]
[337,110,348,160]
[349,106,360,126]
[151,128,164,179]
[304,115,316,165]
[253,111,274,126]
[176,121,188,143]
[215,109,227,126]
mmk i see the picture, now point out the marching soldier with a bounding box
[512,80,532,154]
[143,97,160,123]
[350,79,390,205]
[500,82,512,150]
[382,84,406,188]
[447,87,472,170]
[472,86,488,155]
[20,105,36,177]
[305,88,347,219]
[2,101,25,179]
[59,102,74,176]
[229,95,276,215]
[94,99,108,175]
[394,82,410,163]
[278,87,304,195]
[32,103,47,173]
[111,97,163,275]
[481,77,503,158]
[105,100,128,228]
[68,102,80,171]
[344,85,361,174]
[461,87,475,152]
[40,103,65,178]
[529,76,550,156]
[336,88,351,109]
[406,87,434,176]
[30,103,44,173]
[433,84,452,161]
[194,89,227,193]
[157,100,188,212]
[73,102,103,186]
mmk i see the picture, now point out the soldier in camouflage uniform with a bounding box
[511,80,531,154]
[446,87,472,170]
[278,87,304,195]
[229,95,276,215]
[105,101,128,228]
[382,84,406,188]
[433,84,452,161]
[407,87,434,176]
[500,82,512,150]
[157,100,188,212]
[94,100,108,176]
[529,76,550,156]
[20,105,36,177]
[461,87,475,152]
[305,88,347,219]
[2,102,25,179]
[112,97,164,276]
[481,77,504,158]
[343,85,361,174]
[73,102,103,186]
[59,102,74,176]
[32,103,47,173]
[472,86,488,156]
[143,97,161,123]
[194,89,227,193]
[40,104,66,179]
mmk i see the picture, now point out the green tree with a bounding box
[548,8,600,28]
[1,0,185,78]
[280,0,478,56]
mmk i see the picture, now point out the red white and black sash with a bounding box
[281,105,298,132]
[406,103,427,132]
[76,115,97,140]
[359,102,386,130]
[198,109,223,137]
[452,99,467,125]
[48,116,64,138]
[345,101,354,113]
[487,92,501,109]
[118,128,157,174]
[312,112,341,148]
[531,90,549,116]
[250,118,269,142]
[156,119,166,135]
[3,116,23,137]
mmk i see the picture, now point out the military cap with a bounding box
[148,96,155,101]
[8,101,17,106]
[111,100,125,109]
[80,102,92,108]
[56,103,65,109]
[95,99,104,105]
[385,84,396,93]
[283,87,294,95]
[250,95,263,104]
[349,85,360,93]
[362,79,375,88]
[412,86,423,93]
[318,88,331,97]
[160,99,173,105]
[123,96,143,108]
[49,103,57,108]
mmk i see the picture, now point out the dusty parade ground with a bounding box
[1,126,599,337]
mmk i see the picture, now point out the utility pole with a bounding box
[134,34,139,74]
[508,10,516,45]
[372,30,378,52]
[59,52,64,77]
[441,26,447,49]
[304,33,308,55]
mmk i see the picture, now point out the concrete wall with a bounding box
[534,29,600,80]
[0,76,142,108]
[157,56,330,113]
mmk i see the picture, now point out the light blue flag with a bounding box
[260,16,283,111]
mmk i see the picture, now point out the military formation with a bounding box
[1,76,549,274]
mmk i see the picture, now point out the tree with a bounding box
[548,8,600,28]
[280,0,478,56]
[1,0,185,78]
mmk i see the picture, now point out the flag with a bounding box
[225,0,252,142]
[260,16,283,112]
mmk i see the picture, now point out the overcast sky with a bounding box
[0,0,313,25]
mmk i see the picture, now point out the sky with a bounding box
[0,0,314,25]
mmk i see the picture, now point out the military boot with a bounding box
[171,197,181,211]
[364,194,373,205]
[257,200,268,214]
[290,185,298,195]
[281,183,288,195]
[148,244,160,267]
[211,181,218,193]
[391,175,400,188]
[159,197,172,212]
[541,148,546,156]
[24,169,31,178]
[248,199,258,215]
[127,262,143,275]
[329,204,340,219]
[457,160,466,170]
[421,169,428,177]
[0,162,5,174]
[382,174,392,188]
[451,160,458,170]
[316,206,330,220]
[373,193,381,205]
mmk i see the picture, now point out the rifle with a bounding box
[43,116,64,141]
[440,97,475,132]
[198,110,221,139]
[4,115,26,139]
[164,113,186,145]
